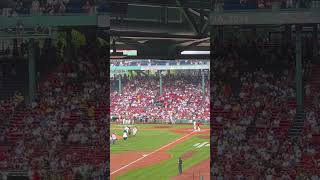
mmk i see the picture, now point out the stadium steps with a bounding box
[288,109,306,137]
[5,104,27,143]
[288,64,320,137]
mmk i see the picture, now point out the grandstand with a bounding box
[211,0,320,179]
[110,59,210,124]
[0,1,109,179]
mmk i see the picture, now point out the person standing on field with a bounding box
[178,157,183,175]
[123,131,128,141]
[197,121,201,132]
[193,120,197,131]
[132,127,138,136]
[111,133,117,144]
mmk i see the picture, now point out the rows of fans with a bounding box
[211,45,320,179]
[110,73,210,123]
[1,0,105,16]
[0,60,108,179]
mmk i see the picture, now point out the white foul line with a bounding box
[111,130,198,175]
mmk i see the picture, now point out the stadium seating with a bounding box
[0,59,108,178]
[212,43,320,178]
[110,73,210,123]
[0,0,110,16]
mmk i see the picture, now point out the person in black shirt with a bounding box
[178,157,183,175]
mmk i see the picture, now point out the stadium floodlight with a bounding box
[180,51,210,55]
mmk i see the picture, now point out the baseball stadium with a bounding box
[110,60,210,180]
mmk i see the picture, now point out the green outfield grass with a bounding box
[110,125,182,153]
[115,135,210,180]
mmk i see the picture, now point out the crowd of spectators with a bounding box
[110,71,210,123]
[0,58,108,179]
[219,0,312,10]
[211,43,320,179]
[1,0,100,16]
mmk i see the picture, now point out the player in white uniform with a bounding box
[124,126,129,134]
[193,120,197,131]
[123,131,128,140]
[132,127,138,136]
[197,121,201,132]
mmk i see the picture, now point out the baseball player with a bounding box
[132,127,138,136]
[111,133,117,144]
[196,121,201,132]
[123,130,128,141]
[193,120,197,131]
[124,126,129,134]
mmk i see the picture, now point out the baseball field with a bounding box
[110,124,210,180]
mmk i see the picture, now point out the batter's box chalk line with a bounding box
[193,142,209,148]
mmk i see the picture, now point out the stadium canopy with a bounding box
[109,0,210,59]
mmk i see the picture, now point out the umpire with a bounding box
[178,157,183,175]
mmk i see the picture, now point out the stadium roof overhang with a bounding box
[109,0,210,59]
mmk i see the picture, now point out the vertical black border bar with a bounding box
[98,25,110,180]
[210,22,214,179]
[106,26,110,180]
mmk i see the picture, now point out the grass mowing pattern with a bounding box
[110,126,181,153]
[115,135,210,180]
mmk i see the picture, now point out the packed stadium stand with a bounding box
[0,0,109,16]
[0,57,108,178]
[221,0,311,10]
[211,40,320,178]
[110,60,210,124]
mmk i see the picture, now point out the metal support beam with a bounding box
[160,72,163,96]
[295,25,303,111]
[161,5,168,24]
[66,29,72,61]
[175,0,200,35]
[188,8,208,20]
[217,26,224,48]
[110,30,207,40]
[187,8,209,34]
[28,39,36,103]
[313,24,318,57]
[118,76,122,94]
[0,14,110,28]
[174,37,209,51]
[202,70,205,97]
[286,25,292,46]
